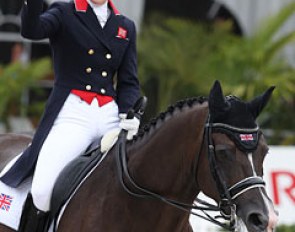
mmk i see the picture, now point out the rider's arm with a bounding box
[116,21,140,114]
[21,0,63,40]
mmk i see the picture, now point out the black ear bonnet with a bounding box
[210,96,261,152]
[208,81,274,153]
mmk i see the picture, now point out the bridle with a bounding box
[205,118,266,230]
[115,115,266,231]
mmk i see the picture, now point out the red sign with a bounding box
[271,171,295,205]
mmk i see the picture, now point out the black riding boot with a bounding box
[18,193,50,232]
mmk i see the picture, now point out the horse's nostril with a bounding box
[247,213,268,230]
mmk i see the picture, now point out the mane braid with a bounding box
[133,96,207,141]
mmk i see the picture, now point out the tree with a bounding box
[138,2,295,144]
[0,57,51,129]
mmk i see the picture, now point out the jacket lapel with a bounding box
[74,6,111,50]
[103,9,121,43]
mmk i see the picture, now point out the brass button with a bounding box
[105,53,112,59]
[100,88,106,94]
[86,85,92,91]
[101,71,108,77]
[86,67,92,73]
[88,49,94,55]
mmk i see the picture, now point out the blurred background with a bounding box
[0,0,294,231]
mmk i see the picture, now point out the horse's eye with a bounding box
[215,144,236,160]
[215,144,235,152]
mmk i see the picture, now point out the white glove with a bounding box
[119,113,140,140]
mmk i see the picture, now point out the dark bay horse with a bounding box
[0,81,278,232]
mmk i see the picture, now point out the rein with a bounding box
[115,117,266,231]
[115,130,230,229]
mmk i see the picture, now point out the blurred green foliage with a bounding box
[276,224,295,232]
[0,58,51,128]
[138,2,295,144]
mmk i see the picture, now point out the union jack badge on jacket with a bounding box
[117,27,128,40]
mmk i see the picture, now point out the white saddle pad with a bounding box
[0,154,31,230]
[0,178,31,230]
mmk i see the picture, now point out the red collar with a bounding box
[74,0,120,15]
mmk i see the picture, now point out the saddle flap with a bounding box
[50,147,103,225]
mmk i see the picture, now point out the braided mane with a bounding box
[134,96,207,140]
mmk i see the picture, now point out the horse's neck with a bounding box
[128,103,209,201]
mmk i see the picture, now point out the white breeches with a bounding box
[31,93,119,211]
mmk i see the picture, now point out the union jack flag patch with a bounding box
[0,193,13,212]
[116,27,128,40]
[240,134,254,141]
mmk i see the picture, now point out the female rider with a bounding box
[0,0,140,231]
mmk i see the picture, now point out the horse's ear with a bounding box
[209,80,230,114]
[247,86,275,119]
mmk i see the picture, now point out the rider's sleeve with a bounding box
[116,21,140,114]
[21,0,63,39]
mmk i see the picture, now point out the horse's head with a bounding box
[199,81,278,232]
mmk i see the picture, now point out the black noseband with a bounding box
[228,176,265,200]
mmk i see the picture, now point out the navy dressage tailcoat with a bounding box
[1,0,140,187]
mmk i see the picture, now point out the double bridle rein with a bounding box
[115,116,266,231]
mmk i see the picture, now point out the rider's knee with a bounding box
[31,181,52,211]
